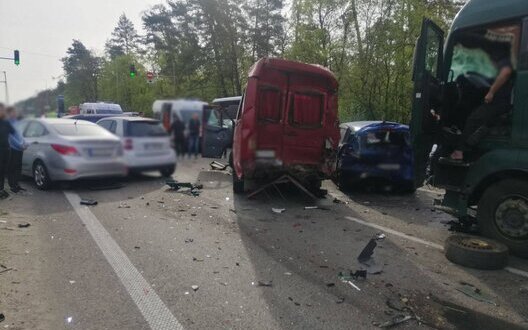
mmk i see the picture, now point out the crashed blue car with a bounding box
[335,121,415,192]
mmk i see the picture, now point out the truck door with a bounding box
[411,18,444,187]
[202,106,234,158]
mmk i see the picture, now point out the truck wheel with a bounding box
[233,174,245,194]
[478,179,528,258]
[444,234,508,270]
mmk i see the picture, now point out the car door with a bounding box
[22,121,48,174]
[202,106,232,158]
[411,18,444,187]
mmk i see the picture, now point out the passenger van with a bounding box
[152,99,207,132]
[411,0,528,256]
[203,58,340,193]
[80,102,123,115]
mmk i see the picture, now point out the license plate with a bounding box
[377,164,401,170]
[87,148,113,157]
[145,143,162,150]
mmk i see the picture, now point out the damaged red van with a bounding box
[203,58,340,193]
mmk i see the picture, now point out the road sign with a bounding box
[146,71,154,82]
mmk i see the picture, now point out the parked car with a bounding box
[80,102,123,115]
[335,121,414,192]
[63,113,131,123]
[18,118,127,190]
[202,57,340,193]
[97,117,176,177]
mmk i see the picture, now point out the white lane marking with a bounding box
[345,216,528,279]
[64,192,184,330]
[345,216,444,250]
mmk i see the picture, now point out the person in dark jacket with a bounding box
[7,107,27,193]
[187,113,201,159]
[170,115,186,157]
[0,103,16,199]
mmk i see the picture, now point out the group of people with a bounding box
[0,103,27,199]
[170,113,201,159]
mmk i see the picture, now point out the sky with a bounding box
[0,0,163,104]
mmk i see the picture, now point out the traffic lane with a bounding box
[81,163,527,329]
[0,184,148,329]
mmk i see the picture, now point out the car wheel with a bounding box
[160,166,175,178]
[478,179,528,258]
[444,234,508,269]
[233,173,245,194]
[33,161,52,190]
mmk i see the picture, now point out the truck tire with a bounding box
[477,179,528,258]
[444,234,509,270]
[233,174,245,194]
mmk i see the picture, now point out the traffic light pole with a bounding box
[0,71,9,104]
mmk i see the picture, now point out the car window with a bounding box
[51,123,111,136]
[24,122,47,138]
[361,130,410,148]
[109,121,117,134]
[451,44,498,80]
[98,120,112,131]
[125,121,167,137]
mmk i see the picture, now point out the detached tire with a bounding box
[444,234,508,270]
[478,179,528,258]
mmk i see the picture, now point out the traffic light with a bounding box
[129,64,136,78]
[14,50,20,65]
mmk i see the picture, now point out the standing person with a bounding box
[188,113,201,159]
[170,115,185,157]
[7,107,27,193]
[0,103,15,199]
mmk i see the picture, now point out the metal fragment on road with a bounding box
[17,223,30,228]
[272,208,286,214]
[456,283,496,305]
[378,315,413,328]
[257,281,273,287]
[191,285,199,291]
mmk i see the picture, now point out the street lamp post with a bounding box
[0,71,9,105]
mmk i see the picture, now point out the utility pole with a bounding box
[0,71,9,104]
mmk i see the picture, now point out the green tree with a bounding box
[105,14,142,58]
[61,40,100,106]
[243,0,285,61]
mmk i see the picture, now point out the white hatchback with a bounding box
[97,117,176,177]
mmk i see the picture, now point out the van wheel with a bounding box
[33,161,52,190]
[477,179,528,258]
[233,174,245,194]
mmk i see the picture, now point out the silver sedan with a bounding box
[18,118,127,189]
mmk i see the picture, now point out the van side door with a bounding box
[202,106,231,158]
[411,18,444,187]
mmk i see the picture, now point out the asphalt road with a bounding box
[1,157,528,330]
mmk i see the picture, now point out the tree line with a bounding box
[17,0,464,122]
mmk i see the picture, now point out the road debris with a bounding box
[284,272,292,276]
[336,297,345,304]
[378,315,413,328]
[0,267,13,275]
[338,272,362,291]
[118,202,131,208]
[326,283,335,287]
[165,180,202,196]
[66,316,73,324]
[333,197,349,204]
[0,313,4,323]
[184,238,194,243]
[456,283,496,305]
[191,285,199,291]
[192,257,204,262]
[272,208,286,214]
[17,223,30,228]
[358,239,378,262]
[257,281,273,287]
[361,259,383,275]
[210,161,228,171]
[80,199,98,206]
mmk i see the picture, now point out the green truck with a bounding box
[411,0,528,257]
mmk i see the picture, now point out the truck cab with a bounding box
[412,0,528,257]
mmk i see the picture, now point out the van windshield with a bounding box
[451,44,497,80]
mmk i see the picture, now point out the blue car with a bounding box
[335,121,415,192]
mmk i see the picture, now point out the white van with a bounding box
[80,102,123,115]
[152,99,207,132]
